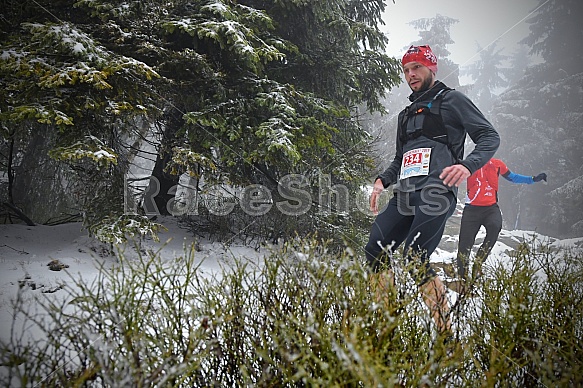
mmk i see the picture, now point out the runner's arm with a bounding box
[502,171,535,184]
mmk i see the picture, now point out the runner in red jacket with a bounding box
[455,158,547,281]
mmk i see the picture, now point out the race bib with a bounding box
[400,147,431,180]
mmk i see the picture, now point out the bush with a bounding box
[0,240,581,386]
[455,242,583,386]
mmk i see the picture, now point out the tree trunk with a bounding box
[143,114,181,216]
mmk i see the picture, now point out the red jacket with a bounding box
[465,158,509,206]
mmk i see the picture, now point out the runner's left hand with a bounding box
[533,173,547,182]
[440,164,471,187]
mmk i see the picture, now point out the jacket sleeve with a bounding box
[448,92,500,174]
[376,112,404,188]
[502,171,535,184]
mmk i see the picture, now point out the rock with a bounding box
[47,259,69,271]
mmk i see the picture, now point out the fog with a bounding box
[381,0,536,69]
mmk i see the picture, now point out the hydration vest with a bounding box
[398,87,458,161]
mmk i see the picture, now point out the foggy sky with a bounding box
[381,0,538,68]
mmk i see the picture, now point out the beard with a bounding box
[417,76,434,92]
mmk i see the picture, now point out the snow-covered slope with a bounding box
[1,215,581,345]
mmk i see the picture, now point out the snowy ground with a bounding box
[0,217,265,345]
[1,215,582,361]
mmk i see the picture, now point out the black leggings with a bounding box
[365,189,456,284]
[455,204,502,279]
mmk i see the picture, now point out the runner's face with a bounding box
[403,62,435,92]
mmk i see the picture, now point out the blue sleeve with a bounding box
[502,171,534,184]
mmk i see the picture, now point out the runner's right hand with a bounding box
[370,179,385,215]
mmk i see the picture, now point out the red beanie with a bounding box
[401,45,438,74]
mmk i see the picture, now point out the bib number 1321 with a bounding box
[400,147,431,180]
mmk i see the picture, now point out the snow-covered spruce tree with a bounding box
[161,0,402,244]
[1,0,401,245]
[491,0,583,237]
[504,44,531,89]
[462,41,509,114]
[0,1,161,238]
